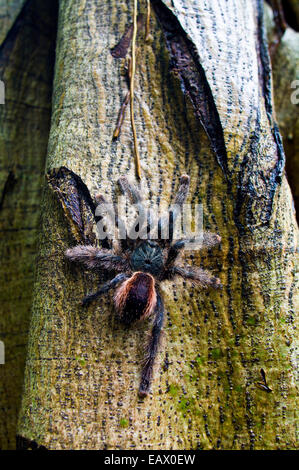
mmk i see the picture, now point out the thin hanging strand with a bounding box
[145,0,151,41]
[130,0,141,180]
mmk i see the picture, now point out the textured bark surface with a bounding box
[265,2,299,218]
[0,0,58,449]
[272,28,299,219]
[18,0,298,449]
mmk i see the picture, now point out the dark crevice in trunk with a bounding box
[153,0,285,228]
[266,0,299,32]
[234,1,285,230]
[0,0,57,62]
[47,166,111,248]
[257,0,285,210]
[281,0,299,32]
[257,0,274,120]
[0,171,17,211]
[151,0,228,176]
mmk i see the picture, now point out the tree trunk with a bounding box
[17,0,298,450]
[264,1,299,219]
[0,0,58,449]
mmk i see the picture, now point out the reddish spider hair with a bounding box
[114,272,157,325]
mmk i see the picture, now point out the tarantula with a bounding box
[65,174,221,397]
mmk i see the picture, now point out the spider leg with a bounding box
[65,245,129,272]
[118,176,147,240]
[118,175,143,205]
[135,203,157,241]
[139,291,164,397]
[164,239,186,270]
[82,273,129,307]
[157,175,190,242]
[164,232,221,270]
[200,231,222,248]
[95,193,128,250]
[171,265,221,288]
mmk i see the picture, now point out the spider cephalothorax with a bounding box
[64,174,221,397]
[130,241,164,276]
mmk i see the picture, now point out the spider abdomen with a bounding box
[114,272,157,325]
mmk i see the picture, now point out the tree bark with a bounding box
[17,0,298,449]
[0,0,58,449]
[264,1,299,218]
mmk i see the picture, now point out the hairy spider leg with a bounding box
[134,199,157,241]
[82,273,129,307]
[95,193,128,250]
[117,176,148,242]
[164,239,186,270]
[163,232,221,271]
[118,175,143,205]
[65,245,128,272]
[157,175,190,243]
[139,290,164,397]
[172,265,221,288]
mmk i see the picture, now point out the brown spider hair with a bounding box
[114,272,157,324]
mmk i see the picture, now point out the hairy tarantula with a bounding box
[64,174,221,397]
